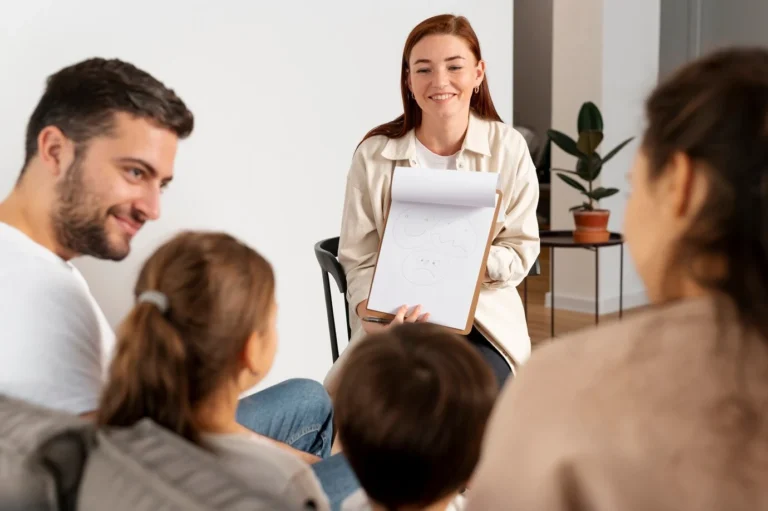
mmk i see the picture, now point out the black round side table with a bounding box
[538,230,625,337]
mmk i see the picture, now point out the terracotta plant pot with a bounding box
[573,209,610,243]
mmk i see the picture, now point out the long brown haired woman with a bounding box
[327,14,541,394]
[468,47,768,510]
[96,231,338,509]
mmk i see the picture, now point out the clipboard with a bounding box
[362,167,503,335]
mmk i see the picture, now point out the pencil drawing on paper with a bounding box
[431,218,476,258]
[393,210,440,249]
[402,250,447,286]
[392,208,478,286]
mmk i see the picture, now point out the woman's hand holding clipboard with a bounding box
[359,301,430,334]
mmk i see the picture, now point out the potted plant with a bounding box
[547,101,634,243]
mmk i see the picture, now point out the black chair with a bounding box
[314,237,350,363]
[315,236,541,363]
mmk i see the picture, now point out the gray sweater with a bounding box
[204,432,330,511]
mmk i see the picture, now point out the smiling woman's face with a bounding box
[407,34,485,123]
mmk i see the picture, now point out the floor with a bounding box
[515,247,645,346]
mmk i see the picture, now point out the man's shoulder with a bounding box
[0,249,100,334]
[0,255,88,298]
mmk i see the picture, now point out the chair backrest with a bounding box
[78,419,301,511]
[314,237,350,363]
[0,394,95,511]
[314,237,346,294]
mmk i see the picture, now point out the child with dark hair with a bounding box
[334,323,498,511]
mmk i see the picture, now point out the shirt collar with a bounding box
[380,111,493,161]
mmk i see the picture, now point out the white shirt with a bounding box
[414,137,459,170]
[203,432,330,511]
[341,489,466,511]
[0,222,115,414]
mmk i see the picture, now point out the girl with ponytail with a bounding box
[96,231,330,510]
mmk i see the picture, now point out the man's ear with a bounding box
[36,126,75,177]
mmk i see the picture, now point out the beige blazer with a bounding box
[324,112,540,391]
[467,296,768,511]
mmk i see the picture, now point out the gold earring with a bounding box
[474,86,480,94]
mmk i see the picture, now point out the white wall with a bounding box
[0,0,513,393]
[599,0,660,307]
[548,0,604,311]
[547,0,659,315]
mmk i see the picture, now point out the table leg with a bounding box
[595,247,600,325]
[551,247,555,337]
[620,243,624,319]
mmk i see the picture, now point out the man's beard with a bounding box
[52,156,130,261]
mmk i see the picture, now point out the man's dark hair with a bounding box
[334,323,498,510]
[22,57,194,173]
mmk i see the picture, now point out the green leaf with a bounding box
[578,102,603,132]
[576,155,602,181]
[550,167,580,175]
[547,129,583,158]
[577,130,603,156]
[587,187,620,201]
[556,173,587,193]
[601,137,635,166]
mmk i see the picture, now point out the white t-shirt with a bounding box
[203,432,330,511]
[341,488,466,511]
[414,137,459,170]
[0,222,115,414]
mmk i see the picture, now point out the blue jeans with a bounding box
[235,378,359,510]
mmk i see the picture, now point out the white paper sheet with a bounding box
[391,167,499,207]
[367,167,500,331]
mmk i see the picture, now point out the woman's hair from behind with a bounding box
[334,323,498,509]
[360,14,502,145]
[96,231,275,445]
[642,47,768,339]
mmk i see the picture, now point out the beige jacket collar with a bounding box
[380,111,493,161]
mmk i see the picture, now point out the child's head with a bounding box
[334,323,498,510]
[97,231,277,444]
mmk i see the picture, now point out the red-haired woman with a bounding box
[327,14,541,394]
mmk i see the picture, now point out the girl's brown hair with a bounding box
[96,231,275,445]
[642,47,768,339]
[360,14,502,145]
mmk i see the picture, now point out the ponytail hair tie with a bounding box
[137,290,169,314]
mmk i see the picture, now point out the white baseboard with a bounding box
[544,290,648,315]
